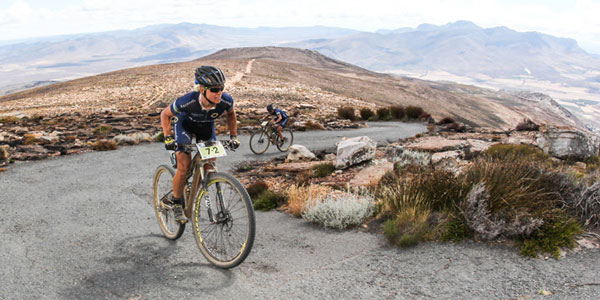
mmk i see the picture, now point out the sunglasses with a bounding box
[207,86,224,93]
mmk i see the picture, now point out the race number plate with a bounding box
[197,142,227,159]
[261,121,268,126]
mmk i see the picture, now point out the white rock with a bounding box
[286,144,316,162]
[335,136,376,169]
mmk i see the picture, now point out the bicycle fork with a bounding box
[203,179,229,226]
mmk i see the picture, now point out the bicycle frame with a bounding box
[177,140,232,221]
[184,152,210,219]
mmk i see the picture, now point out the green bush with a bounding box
[383,208,430,247]
[254,190,287,211]
[311,162,335,178]
[337,106,356,121]
[460,158,559,217]
[246,181,269,201]
[440,216,473,242]
[482,144,549,162]
[359,108,375,120]
[376,107,391,121]
[405,106,425,120]
[389,105,405,119]
[518,213,582,258]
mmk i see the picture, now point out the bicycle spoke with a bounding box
[193,173,255,268]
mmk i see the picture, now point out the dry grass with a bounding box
[285,184,332,217]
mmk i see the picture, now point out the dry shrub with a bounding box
[359,108,375,120]
[0,116,20,124]
[337,106,356,121]
[439,117,455,124]
[376,107,391,121]
[389,105,405,119]
[93,124,113,136]
[405,105,424,120]
[482,144,549,162]
[0,145,9,161]
[303,188,375,229]
[311,162,335,178]
[286,184,331,217]
[515,118,540,131]
[91,140,118,151]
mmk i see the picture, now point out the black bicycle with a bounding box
[152,140,255,269]
[249,121,294,154]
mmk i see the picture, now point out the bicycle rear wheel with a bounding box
[249,129,270,154]
[276,128,294,152]
[192,172,255,269]
[153,164,185,240]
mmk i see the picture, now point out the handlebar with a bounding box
[175,140,237,153]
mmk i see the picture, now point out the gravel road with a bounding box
[1,122,598,300]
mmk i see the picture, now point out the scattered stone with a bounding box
[286,144,316,162]
[335,136,376,169]
[349,160,393,186]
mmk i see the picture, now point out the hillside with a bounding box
[0,47,588,132]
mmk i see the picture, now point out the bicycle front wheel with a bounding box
[153,164,185,240]
[276,128,294,152]
[192,172,255,269]
[249,129,270,154]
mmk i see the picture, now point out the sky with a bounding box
[1,0,599,54]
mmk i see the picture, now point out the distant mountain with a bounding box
[0,23,357,95]
[287,21,600,90]
[0,46,589,133]
[1,21,598,130]
[285,21,600,130]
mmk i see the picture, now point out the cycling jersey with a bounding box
[273,108,288,127]
[170,91,234,145]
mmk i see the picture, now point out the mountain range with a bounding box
[0,47,589,134]
[0,21,598,130]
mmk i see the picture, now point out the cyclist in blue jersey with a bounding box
[264,104,288,144]
[160,66,240,222]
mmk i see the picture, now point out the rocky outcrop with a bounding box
[536,127,599,160]
[335,136,376,169]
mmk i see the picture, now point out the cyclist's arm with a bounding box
[160,106,175,136]
[274,114,283,124]
[226,109,238,137]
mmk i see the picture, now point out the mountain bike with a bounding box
[152,140,255,269]
[249,121,294,154]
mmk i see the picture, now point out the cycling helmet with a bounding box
[195,66,226,87]
[267,104,274,112]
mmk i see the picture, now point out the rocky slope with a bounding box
[0,46,592,166]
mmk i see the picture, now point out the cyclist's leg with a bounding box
[192,122,217,174]
[277,119,288,140]
[173,118,196,198]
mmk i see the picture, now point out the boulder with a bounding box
[286,144,316,162]
[536,128,599,160]
[335,136,376,169]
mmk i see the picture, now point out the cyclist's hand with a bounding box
[230,135,240,150]
[164,135,177,151]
